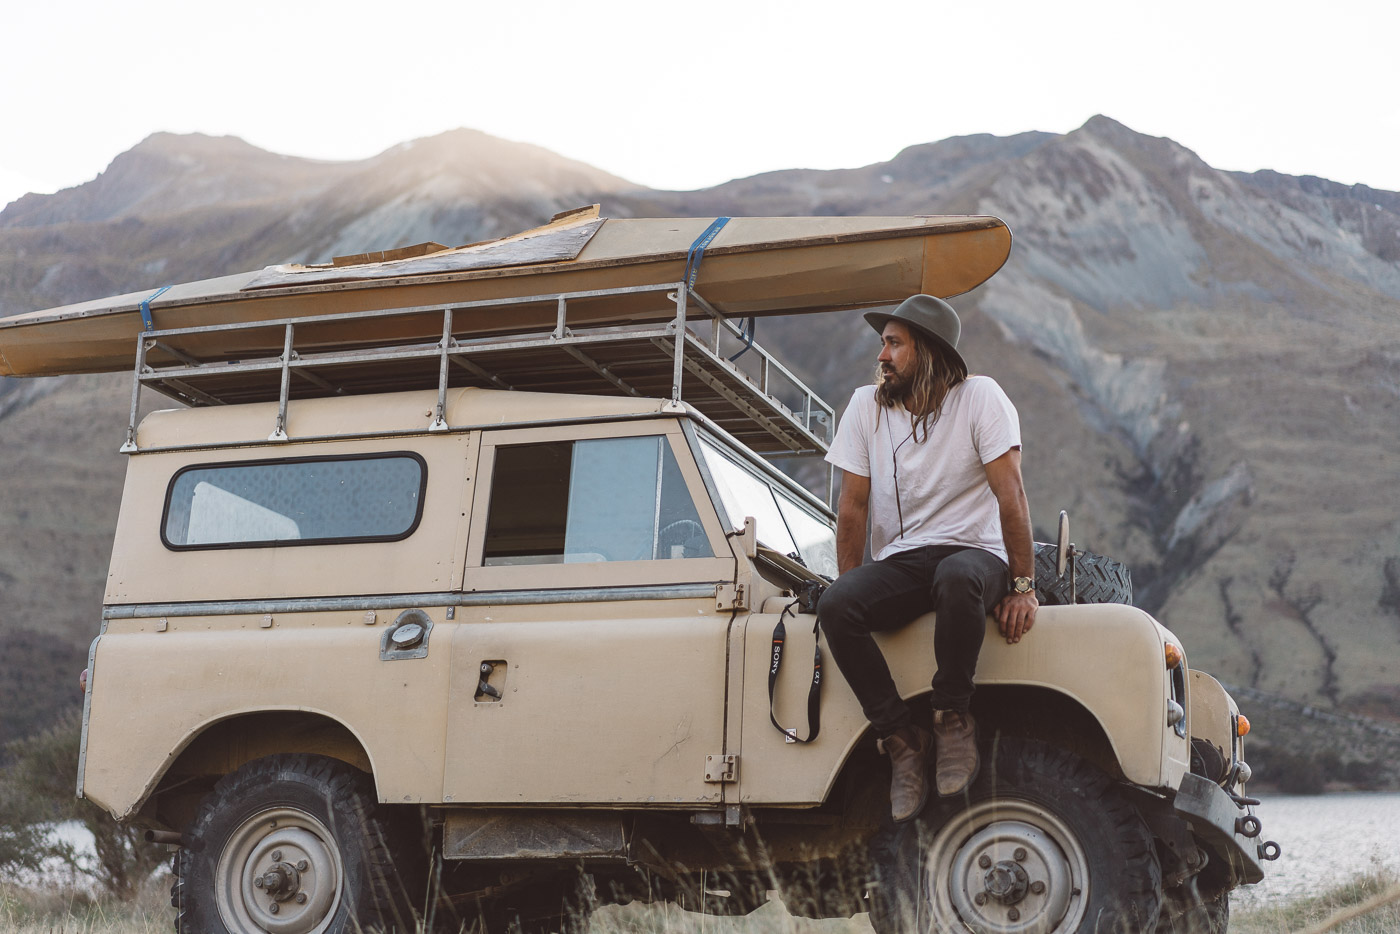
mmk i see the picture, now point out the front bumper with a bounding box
[1172,772,1267,885]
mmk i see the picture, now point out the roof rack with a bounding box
[119,281,835,462]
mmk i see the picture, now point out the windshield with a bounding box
[698,437,837,578]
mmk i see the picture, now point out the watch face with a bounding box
[1013,577,1034,594]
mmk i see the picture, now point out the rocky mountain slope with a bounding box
[2,119,1397,767]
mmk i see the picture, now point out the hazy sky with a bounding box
[2,0,1396,210]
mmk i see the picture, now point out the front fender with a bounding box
[737,603,1190,804]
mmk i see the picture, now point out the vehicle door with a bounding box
[442,420,738,805]
[694,437,864,805]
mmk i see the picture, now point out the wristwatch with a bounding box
[1011,576,1035,595]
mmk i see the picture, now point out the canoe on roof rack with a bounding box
[0,208,1011,379]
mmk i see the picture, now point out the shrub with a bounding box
[0,709,165,899]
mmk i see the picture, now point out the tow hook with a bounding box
[1231,811,1281,862]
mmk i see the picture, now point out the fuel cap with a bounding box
[390,621,425,648]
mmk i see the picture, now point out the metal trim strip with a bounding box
[102,583,720,619]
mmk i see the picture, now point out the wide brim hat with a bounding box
[863,294,967,372]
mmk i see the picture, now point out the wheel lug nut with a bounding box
[296,859,309,872]
[1008,907,1020,921]
[271,850,282,862]
[1014,847,1027,862]
[978,854,992,869]
[1031,880,1046,894]
[269,903,279,914]
[254,877,265,889]
[296,893,308,904]
[974,892,987,905]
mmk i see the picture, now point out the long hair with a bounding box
[874,329,968,441]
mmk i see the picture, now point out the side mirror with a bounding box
[1056,510,1071,578]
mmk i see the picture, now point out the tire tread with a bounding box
[1034,543,1134,606]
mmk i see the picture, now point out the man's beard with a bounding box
[880,365,907,396]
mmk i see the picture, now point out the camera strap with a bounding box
[768,601,822,744]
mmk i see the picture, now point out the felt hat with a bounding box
[863,294,966,372]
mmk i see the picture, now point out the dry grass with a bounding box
[6,872,1399,934]
[0,878,171,934]
[590,900,869,934]
[1230,872,1400,934]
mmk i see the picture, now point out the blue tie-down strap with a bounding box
[684,216,730,289]
[139,285,172,332]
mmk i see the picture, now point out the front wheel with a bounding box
[172,754,422,934]
[871,738,1161,934]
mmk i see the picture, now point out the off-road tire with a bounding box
[869,738,1161,934]
[1034,543,1133,606]
[171,753,422,934]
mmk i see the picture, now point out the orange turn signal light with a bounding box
[1164,643,1183,668]
[1236,714,1251,737]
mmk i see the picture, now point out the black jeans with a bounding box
[820,544,1008,736]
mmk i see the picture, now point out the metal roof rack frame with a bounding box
[119,281,836,468]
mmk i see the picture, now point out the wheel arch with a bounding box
[972,684,1126,781]
[134,709,376,831]
[826,683,1129,812]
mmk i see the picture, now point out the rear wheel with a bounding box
[172,754,422,934]
[870,738,1161,934]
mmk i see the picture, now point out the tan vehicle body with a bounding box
[82,388,1190,826]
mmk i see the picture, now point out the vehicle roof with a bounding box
[134,386,673,450]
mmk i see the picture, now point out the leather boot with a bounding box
[881,724,932,822]
[932,709,980,797]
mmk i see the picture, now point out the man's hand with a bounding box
[995,590,1038,644]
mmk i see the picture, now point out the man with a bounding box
[820,293,1038,823]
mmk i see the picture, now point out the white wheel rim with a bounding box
[924,800,1090,934]
[215,806,344,934]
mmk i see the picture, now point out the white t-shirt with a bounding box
[825,377,1021,563]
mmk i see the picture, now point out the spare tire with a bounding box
[1034,542,1133,606]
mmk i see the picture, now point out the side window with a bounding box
[775,491,839,579]
[482,436,713,565]
[698,437,837,577]
[163,453,426,549]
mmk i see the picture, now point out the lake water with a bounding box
[1232,792,1400,908]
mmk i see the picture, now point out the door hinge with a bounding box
[716,582,748,611]
[704,754,738,783]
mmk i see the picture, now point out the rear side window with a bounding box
[482,436,713,565]
[162,453,426,549]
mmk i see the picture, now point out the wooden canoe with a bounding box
[0,209,1011,378]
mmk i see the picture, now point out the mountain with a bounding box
[2,120,1398,780]
[0,128,638,317]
